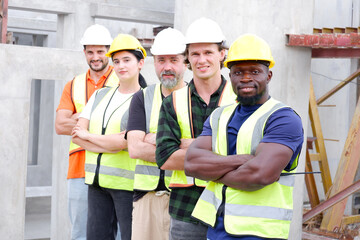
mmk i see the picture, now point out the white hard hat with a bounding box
[80,24,113,46]
[150,28,186,55]
[185,17,226,44]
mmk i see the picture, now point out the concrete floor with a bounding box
[25,197,51,240]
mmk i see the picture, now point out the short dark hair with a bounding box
[228,60,270,70]
[83,45,110,50]
[184,42,227,70]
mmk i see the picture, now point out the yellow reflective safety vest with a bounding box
[85,86,135,191]
[192,98,299,239]
[133,84,172,191]
[69,69,119,156]
[169,80,236,188]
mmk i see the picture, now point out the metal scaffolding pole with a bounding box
[0,0,8,43]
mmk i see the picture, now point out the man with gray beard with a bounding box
[126,28,187,240]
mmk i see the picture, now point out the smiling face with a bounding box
[84,45,109,72]
[229,61,272,105]
[112,51,144,83]
[154,54,187,89]
[187,43,225,81]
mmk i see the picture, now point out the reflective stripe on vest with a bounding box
[84,86,135,191]
[192,98,298,239]
[68,69,119,156]
[133,84,172,191]
[169,81,236,188]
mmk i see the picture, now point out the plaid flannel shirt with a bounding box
[156,76,228,223]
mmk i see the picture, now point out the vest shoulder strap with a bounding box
[172,86,193,138]
[143,84,159,133]
[210,103,238,151]
[210,106,226,151]
[71,73,87,112]
[90,87,114,114]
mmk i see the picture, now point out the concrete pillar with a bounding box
[0,46,30,240]
[0,43,87,239]
[51,80,72,240]
[175,1,313,238]
[27,80,54,187]
[57,2,94,50]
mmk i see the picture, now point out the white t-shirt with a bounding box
[80,88,134,127]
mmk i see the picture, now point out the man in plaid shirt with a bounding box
[155,18,236,240]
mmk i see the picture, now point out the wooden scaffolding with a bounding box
[288,28,360,238]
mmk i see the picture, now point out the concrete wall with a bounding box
[2,1,178,238]
[174,1,313,238]
[4,0,358,238]
[0,44,85,239]
[0,43,162,239]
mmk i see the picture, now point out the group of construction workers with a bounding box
[55,17,304,240]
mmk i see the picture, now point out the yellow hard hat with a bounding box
[224,34,275,69]
[106,34,147,58]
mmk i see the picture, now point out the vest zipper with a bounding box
[218,185,227,216]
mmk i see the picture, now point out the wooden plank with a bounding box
[345,27,358,33]
[320,95,360,231]
[303,230,340,240]
[341,215,360,226]
[317,68,360,105]
[309,79,333,194]
[322,28,333,33]
[309,153,321,161]
[317,105,336,107]
[305,149,320,208]
[307,137,317,149]
[334,28,345,33]
[302,231,338,240]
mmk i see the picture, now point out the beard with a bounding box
[160,70,180,89]
[89,59,108,72]
[237,89,265,106]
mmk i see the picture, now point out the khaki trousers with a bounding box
[131,191,170,240]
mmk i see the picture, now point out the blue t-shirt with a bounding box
[201,103,303,171]
[201,103,304,240]
[207,215,272,240]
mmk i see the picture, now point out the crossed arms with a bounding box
[184,135,293,191]
[71,118,127,154]
[128,129,193,169]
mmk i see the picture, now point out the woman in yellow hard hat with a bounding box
[71,34,147,240]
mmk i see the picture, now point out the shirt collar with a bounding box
[188,75,227,97]
[86,65,114,84]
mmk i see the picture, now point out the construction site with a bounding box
[1,0,360,239]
